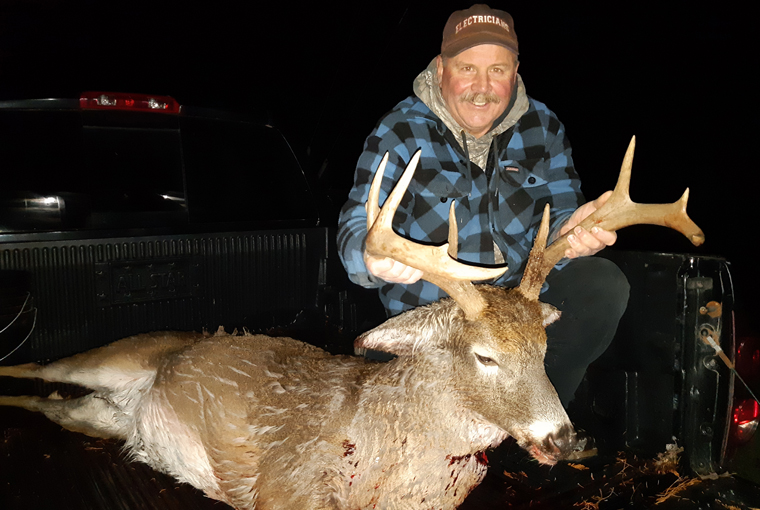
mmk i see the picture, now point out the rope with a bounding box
[0,292,37,362]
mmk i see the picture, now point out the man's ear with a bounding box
[512,56,520,85]
[436,55,444,84]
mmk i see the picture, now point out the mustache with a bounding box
[459,91,501,104]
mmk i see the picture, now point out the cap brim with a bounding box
[442,33,518,58]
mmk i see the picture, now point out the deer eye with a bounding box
[474,353,498,367]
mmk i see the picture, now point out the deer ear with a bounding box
[354,329,418,356]
[354,306,446,356]
[540,303,561,327]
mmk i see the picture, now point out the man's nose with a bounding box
[472,71,489,92]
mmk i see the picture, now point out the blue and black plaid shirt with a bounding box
[338,95,584,316]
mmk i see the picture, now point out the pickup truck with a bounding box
[0,93,333,363]
[1,93,757,509]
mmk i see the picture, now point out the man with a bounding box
[337,4,629,421]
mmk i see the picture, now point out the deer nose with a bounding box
[544,424,579,458]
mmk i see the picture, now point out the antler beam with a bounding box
[365,150,508,318]
[526,136,705,294]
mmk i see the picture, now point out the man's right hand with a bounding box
[364,253,423,284]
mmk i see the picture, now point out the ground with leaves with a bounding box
[461,439,760,509]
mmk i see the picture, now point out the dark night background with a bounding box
[1,1,756,331]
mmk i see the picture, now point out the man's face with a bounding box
[437,44,519,138]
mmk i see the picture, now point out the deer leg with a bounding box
[0,392,130,439]
[0,333,203,439]
[0,362,48,380]
[0,331,201,390]
[0,355,150,391]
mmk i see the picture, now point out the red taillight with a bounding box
[79,92,180,114]
[733,399,759,426]
[732,398,759,443]
[728,337,760,445]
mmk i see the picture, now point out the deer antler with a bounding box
[519,136,705,300]
[365,150,508,319]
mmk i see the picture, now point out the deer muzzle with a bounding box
[534,424,580,465]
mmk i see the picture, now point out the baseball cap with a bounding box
[441,4,518,58]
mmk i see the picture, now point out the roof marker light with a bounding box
[79,92,180,114]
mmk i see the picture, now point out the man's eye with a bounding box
[474,353,498,367]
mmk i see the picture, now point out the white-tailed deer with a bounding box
[0,137,703,510]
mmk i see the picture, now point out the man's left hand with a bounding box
[559,191,617,259]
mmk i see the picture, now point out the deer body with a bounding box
[0,287,573,510]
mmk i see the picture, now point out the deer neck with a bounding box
[354,354,507,454]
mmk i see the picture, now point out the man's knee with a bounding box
[543,256,630,360]
[581,257,630,317]
[547,256,630,317]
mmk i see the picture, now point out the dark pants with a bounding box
[541,256,630,408]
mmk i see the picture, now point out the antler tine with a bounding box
[518,204,551,301]
[447,201,458,259]
[372,150,422,232]
[538,136,705,281]
[365,151,389,228]
[612,133,634,198]
[365,150,508,319]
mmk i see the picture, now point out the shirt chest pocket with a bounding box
[499,158,549,188]
[497,158,550,236]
